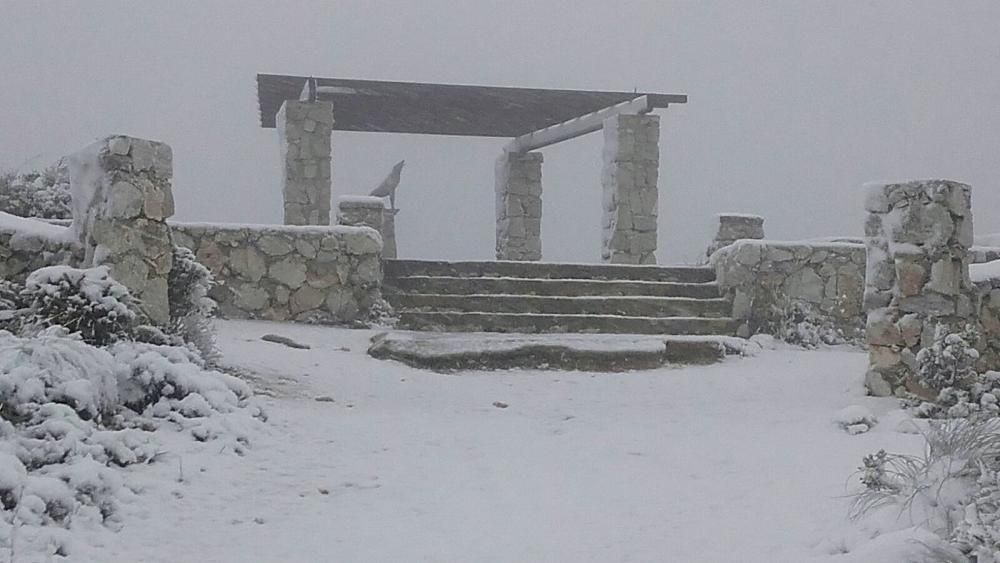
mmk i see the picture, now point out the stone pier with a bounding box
[382,208,399,259]
[67,135,175,325]
[601,114,660,264]
[707,214,765,259]
[277,100,334,225]
[863,179,974,396]
[495,151,543,261]
[336,196,385,232]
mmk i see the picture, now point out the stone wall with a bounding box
[0,214,81,285]
[337,196,384,231]
[67,135,175,324]
[711,239,867,338]
[601,114,659,264]
[277,100,334,226]
[863,180,975,397]
[495,151,543,261]
[170,222,382,324]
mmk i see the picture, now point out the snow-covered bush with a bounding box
[0,324,261,558]
[917,325,981,394]
[850,417,1000,561]
[909,326,997,419]
[0,166,72,219]
[21,266,135,346]
[775,302,856,348]
[167,245,218,363]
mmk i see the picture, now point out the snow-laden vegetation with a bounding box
[0,166,72,220]
[0,263,261,559]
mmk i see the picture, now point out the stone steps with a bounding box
[385,276,723,299]
[386,293,732,318]
[385,259,716,283]
[384,259,736,337]
[395,311,738,336]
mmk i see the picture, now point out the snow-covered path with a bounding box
[93,321,923,562]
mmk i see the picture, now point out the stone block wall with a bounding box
[601,114,660,265]
[67,135,175,324]
[711,239,867,338]
[0,215,81,284]
[495,151,543,261]
[973,270,1000,371]
[171,223,382,324]
[863,180,974,396]
[278,100,334,226]
[707,214,765,259]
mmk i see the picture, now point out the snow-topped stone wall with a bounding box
[972,261,1000,371]
[863,180,975,397]
[711,239,867,339]
[0,213,81,284]
[706,214,765,259]
[170,223,382,323]
[67,135,175,325]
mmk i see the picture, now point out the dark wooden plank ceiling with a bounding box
[257,74,686,137]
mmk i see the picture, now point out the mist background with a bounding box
[1,1,998,263]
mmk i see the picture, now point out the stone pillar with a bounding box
[382,208,399,259]
[706,214,765,259]
[495,151,543,261]
[67,135,175,325]
[601,114,660,264]
[336,196,385,232]
[863,180,974,396]
[277,100,334,226]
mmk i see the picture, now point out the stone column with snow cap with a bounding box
[601,114,659,264]
[67,135,175,325]
[277,100,334,226]
[863,179,974,396]
[495,151,543,261]
[336,196,385,232]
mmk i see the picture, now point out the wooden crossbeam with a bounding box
[505,96,656,153]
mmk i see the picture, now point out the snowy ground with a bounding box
[81,320,928,562]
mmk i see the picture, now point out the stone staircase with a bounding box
[383,260,738,336]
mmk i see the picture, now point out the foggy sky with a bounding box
[2,1,998,263]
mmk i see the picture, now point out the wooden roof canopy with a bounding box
[257,74,687,138]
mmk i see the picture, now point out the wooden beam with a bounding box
[505,96,655,153]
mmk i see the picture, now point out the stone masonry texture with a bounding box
[601,114,660,265]
[495,151,543,261]
[171,222,382,324]
[69,135,175,325]
[863,180,975,397]
[278,100,334,226]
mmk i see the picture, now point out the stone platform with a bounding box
[367,331,751,372]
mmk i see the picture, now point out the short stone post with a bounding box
[336,196,386,232]
[601,114,660,264]
[277,100,334,226]
[863,180,974,396]
[382,208,399,259]
[67,135,175,325]
[706,214,765,259]
[495,151,543,261]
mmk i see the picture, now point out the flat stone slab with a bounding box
[367,331,752,372]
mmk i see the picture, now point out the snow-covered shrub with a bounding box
[917,325,981,394]
[0,327,119,422]
[21,266,135,346]
[909,326,996,419]
[775,302,855,348]
[0,326,261,558]
[166,245,218,363]
[851,417,1000,560]
[0,166,72,219]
